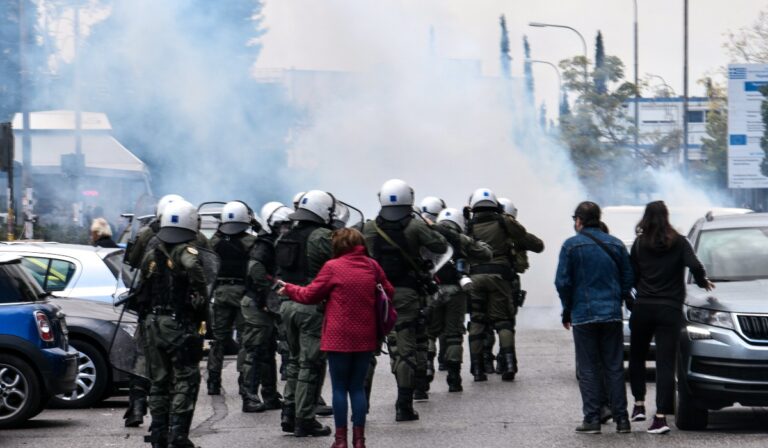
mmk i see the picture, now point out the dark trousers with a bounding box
[573,321,628,423]
[327,351,372,428]
[629,303,682,415]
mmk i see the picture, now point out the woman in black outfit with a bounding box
[628,201,714,434]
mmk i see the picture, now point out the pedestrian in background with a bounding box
[279,228,393,448]
[555,201,634,434]
[90,217,118,248]
[628,201,714,434]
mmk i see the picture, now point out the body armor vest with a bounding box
[214,233,251,279]
[372,216,419,289]
[275,223,319,285]
[146,248,191,317]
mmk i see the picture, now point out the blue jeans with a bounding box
[327,351,372,428]
[573,322,628,423]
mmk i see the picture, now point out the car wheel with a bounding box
[675,361,708,430]
[0,354,43,429]
[50,341,109,408]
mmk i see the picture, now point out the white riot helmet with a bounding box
[260,202,292,229]
[498,197,518,218]
[437,208,466,232]
[419,196,446,221]
[158,200,199,244]
[468,188,499,210]
[378,179,414,221]
[219,201,252,235]
[289,190,335,225]
[156,194,184,218]
[292,192,306,210]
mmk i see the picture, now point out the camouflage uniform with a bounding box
[239,231,282,412]
[276,222,332,435]
[206,231,256,395]
[362,215,447,420]
[141,242,209,448]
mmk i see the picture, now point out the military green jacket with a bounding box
[306,226,333,281]
[468,211,543,268]
[245,232,277,304]
[139,242,209,317]
[435,221,492,264]
[362,214,448,262]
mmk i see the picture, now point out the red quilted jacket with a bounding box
[284,245,394,352]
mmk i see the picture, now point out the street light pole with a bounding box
[529,59,563,114]
[634,0,640,160]
[683,0,689,177]
[529,22,588,85]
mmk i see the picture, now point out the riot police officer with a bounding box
[276,190,335,437]
[419,196,446,222]
[431,208,492,392]
[418,196,446,381]
[465,189,544,382]
[362,179,447,422]
[141,200,211,448]
[206,202,258,400]
[239,202,292,413]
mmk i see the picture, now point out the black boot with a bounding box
[413,371,429,401]
[495,349,506,374]
[316,395,333,416]
[483,350,495,374]
[144,414,169,448]
[501,351,517,382]
[168,412,196,448]
[124,396,147,427]
[395,388,419,422]
[207,374,221,396]
[426,353,436,385]
[242,392,264,413]
[279,352,288,381]
[280,404,296,433]
[471,355,487,382]
[446,362,463,392]
[293,417,332,437]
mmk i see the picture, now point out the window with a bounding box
[21,257,76,292]
[0,263,44,303]
[696,227,768,282]
[687,110,705,123]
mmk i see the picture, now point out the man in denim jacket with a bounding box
[555,201,634,434]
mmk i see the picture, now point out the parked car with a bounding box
[48,297,139,408]
[0,254,78,428]
[676,212,768,430]
[0,242,132,303]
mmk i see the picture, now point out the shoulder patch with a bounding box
[186,246,199,255]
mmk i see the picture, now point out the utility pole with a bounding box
[682,0,690,177]
[73,4,83,226]
[19,0,32,239]
[633,0,640,161]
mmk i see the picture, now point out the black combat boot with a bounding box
[495,349,506,374]
[437,341,447,371]
[316,395,333,416]
[413,372,429,401]
[281,404,296,433]
[293,417,332,437]
[168,412,196,448]
[124,396,147,427]
[207,374,221,396]
[501,351,517,382]
[483,350,495,375]
[470,355,487,382]
[446,362,463,392]
[242,392,265,413]
[426,353,436,385]
[395,388,419,422]
[144,414,169,448]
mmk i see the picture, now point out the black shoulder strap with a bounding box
[581,231,622,282]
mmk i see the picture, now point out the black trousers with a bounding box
[628,303,683,415]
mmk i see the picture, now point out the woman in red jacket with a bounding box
[279,228,394,448]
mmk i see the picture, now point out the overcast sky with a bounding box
[255,0,768,119]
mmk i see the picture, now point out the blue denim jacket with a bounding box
[555,227,634,325]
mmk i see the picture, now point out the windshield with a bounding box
[103,250,136,288]
[0,262,47,303]
[696,227,768,281]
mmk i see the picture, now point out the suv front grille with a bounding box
[737,314,768,341]
[691,357,768,382]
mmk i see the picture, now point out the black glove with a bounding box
[561,308,571,325]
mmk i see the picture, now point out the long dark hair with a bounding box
[636,201,678,248]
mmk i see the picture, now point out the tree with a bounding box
[559,90,571,118]
[499,15,511,79]
[698,78,728,188]
[523,35,534,104]
[724,10,768,63]
[594,31,607,95]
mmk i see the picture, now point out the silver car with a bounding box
[676,212,768,430]
[0,242,131,303]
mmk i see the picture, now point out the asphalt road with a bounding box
[3,307,767,447]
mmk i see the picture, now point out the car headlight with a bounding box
[686,306,734,330]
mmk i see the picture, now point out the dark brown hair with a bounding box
[637,200,678,249]
[331,228,366,258]
[574,201,601,228]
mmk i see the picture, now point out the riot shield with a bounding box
[130,194,158,243]
[107,300,145,379]
[420,245,454,275]
[339,200,365,229]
